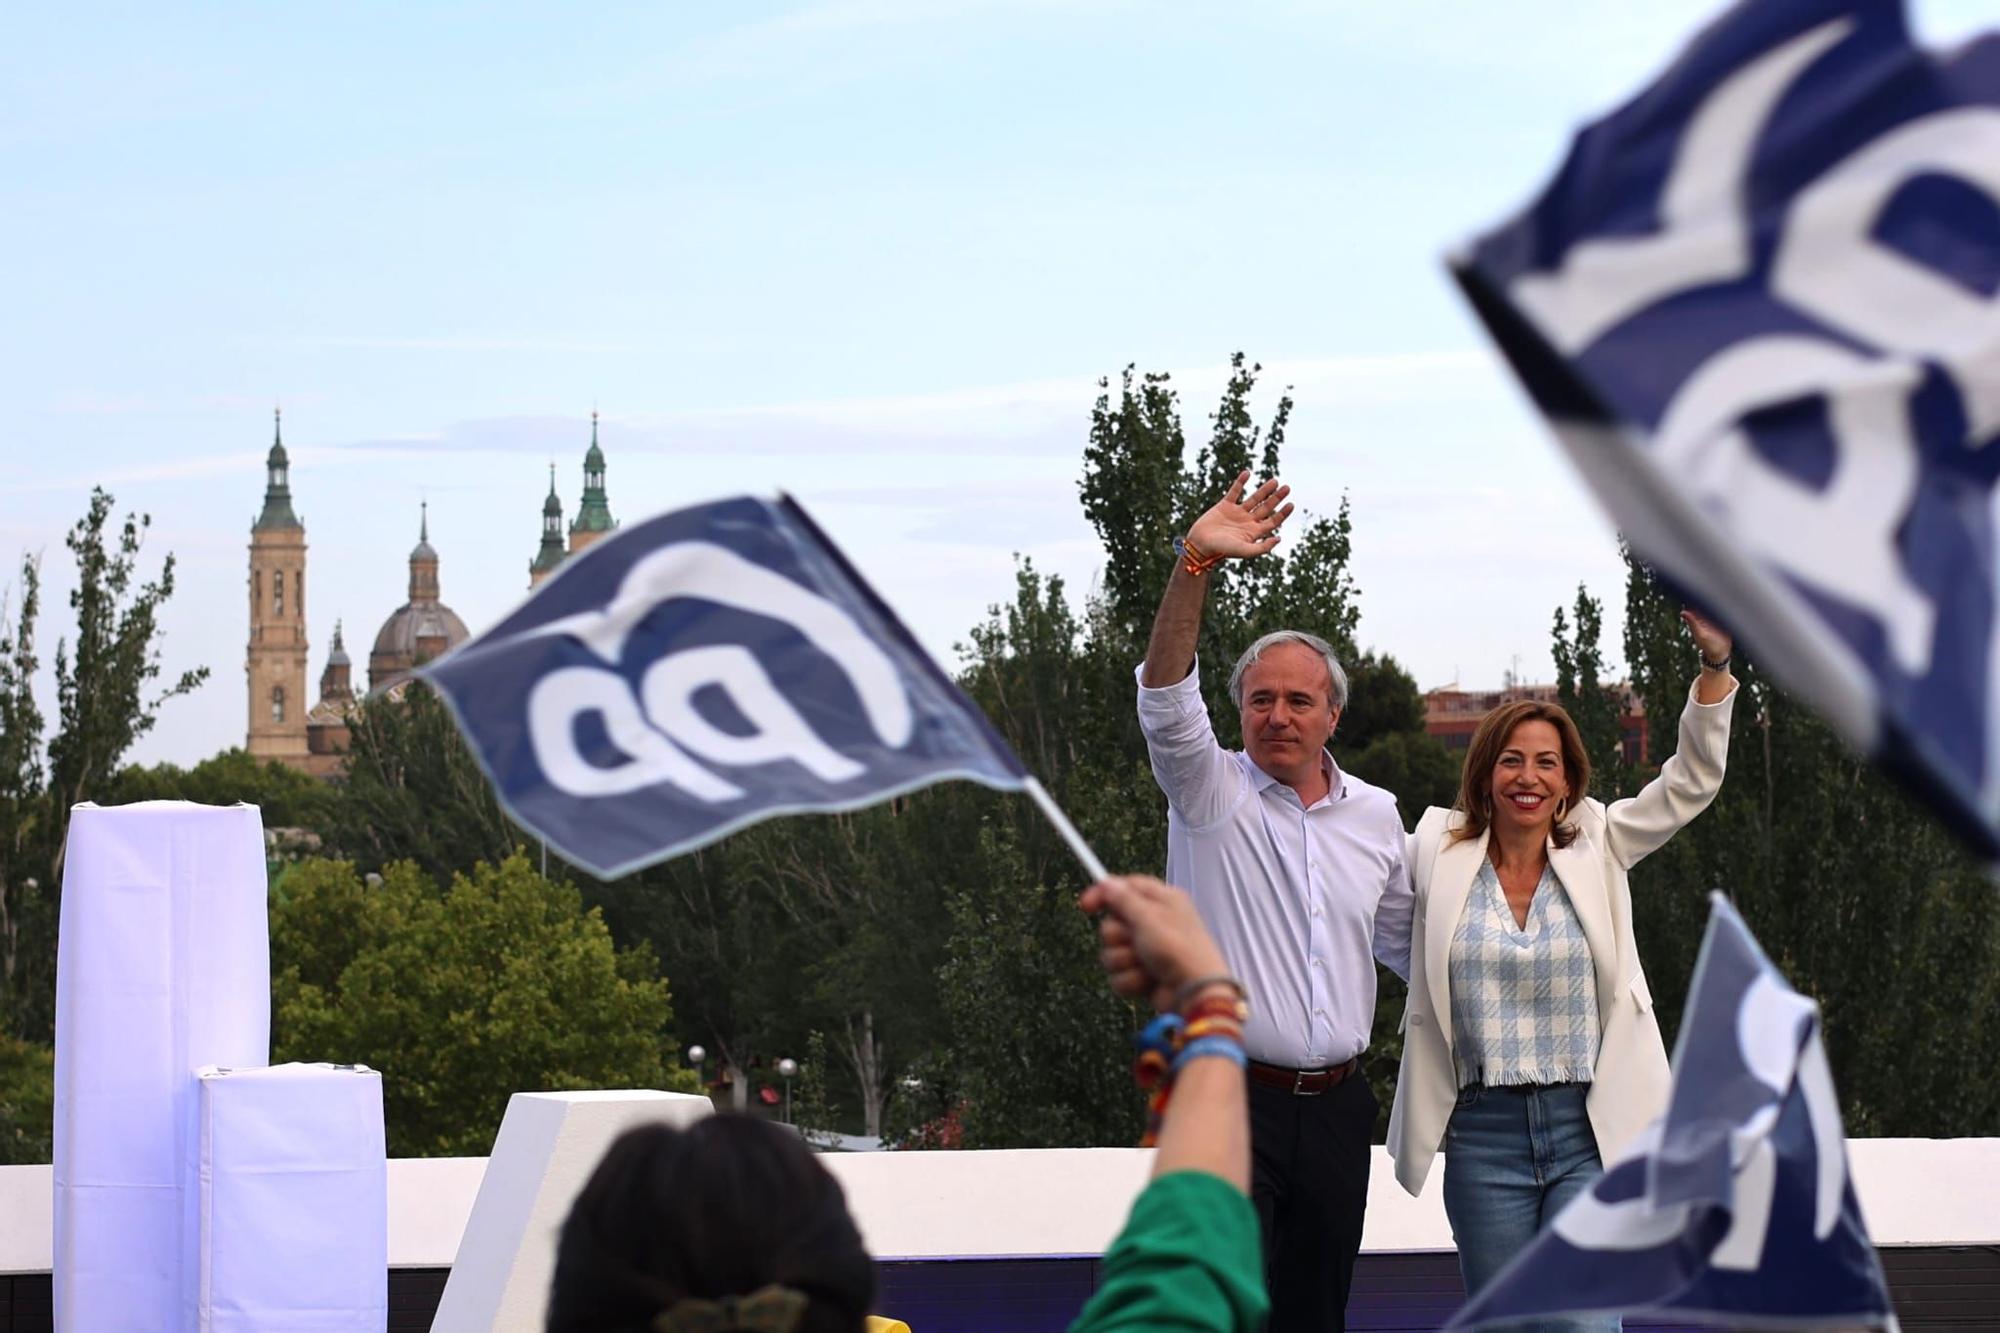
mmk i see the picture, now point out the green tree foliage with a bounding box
[0,490,205,1041]
[330,681,517,881]
[1343,731,1460,824]
[936,824,1144,1147]
[0,1036,53,1165]
[46,491,209,884]
[1551,582,1626,792]
[108,747,337,831]
[0,559,47,1032]
[270,852,694,1156]
[791,1030,837,1146]
[1342,650,1460,815]
[1080,355,1359,720]
[589,784,963,1139]
[589,358,1460,1147]
[1560,551,2000,1138]
[902,357,1449,1143]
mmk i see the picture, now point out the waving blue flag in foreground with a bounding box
[423,495,1100,880]
[1447,895,1896,1331]
[1453,0,2000,855]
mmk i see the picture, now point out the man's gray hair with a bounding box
[1228,630,1350,711]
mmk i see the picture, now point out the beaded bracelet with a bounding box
[1174,1034,1247,1072]
[1130,1001,1249,1145]
[1183,1015,1244,1042]
[1132,1014,1183,1145]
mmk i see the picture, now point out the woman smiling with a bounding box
[1386,611,1737,1333]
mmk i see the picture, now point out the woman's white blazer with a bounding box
[1385,681,1737,1197]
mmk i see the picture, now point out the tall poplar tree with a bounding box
[0,490,206,1041]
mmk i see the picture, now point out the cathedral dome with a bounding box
[367,504,470,692]
[369,601,469,663]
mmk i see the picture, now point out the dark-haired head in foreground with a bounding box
[546,1114,874,1333]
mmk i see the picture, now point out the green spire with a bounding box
[570,410,616,537]
[253,407,302,532]
[531,463,567,576]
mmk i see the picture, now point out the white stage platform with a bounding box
[1,1138,1996,1276]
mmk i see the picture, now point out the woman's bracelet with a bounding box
[1699,651,1732,672]
[1182,1014,1243,1041]
[1131,1006,1247,1146]
[1173,1034,1247,1072]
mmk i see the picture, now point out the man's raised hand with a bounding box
[1186,470,1294,563]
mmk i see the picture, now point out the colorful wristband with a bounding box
[1173,534,1224,578]
[1173,1035,1247,1071]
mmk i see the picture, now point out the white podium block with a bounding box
[192,1064,387,1332]
[432,1091,713,1333]
[54,801,271,1333]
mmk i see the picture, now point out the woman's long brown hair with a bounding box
[1448,699,1592,849]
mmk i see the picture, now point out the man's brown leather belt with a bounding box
[1247,1057,1358,1096]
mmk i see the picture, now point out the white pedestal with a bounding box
[53,801,271,1332]
[431,1091,713,1333]
[192,1064,387,1331]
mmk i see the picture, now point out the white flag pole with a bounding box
[1022,776,1108,882]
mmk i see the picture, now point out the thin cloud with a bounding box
[271,336,652,354]
[323,349,1498,463]
[47,392,310,418]
[0,444,374,498]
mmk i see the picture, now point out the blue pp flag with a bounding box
[1445,895,1896,1331]
[1454,0,2000,855]
[422,495,1029,878]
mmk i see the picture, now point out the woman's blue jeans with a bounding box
[1442,1081,1619,1333]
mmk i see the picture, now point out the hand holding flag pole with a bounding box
[422,492,1110,882]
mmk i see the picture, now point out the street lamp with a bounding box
[687,1045,706,1091]
[776,1057,798,1125]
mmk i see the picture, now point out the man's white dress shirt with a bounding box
[1137,660,1413,1070]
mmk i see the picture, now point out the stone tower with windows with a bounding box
[246,410,310,764]
[303,621,356,777]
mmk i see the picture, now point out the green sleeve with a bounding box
[1067,1171,1268,1333]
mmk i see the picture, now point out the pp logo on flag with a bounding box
[424,495,1028,877]
[1514,12,2000,676]
[1444,896,1896,1330]
[1457,0,2000,849]
[519,540,913,802]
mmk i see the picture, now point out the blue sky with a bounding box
[4,0,1991,767]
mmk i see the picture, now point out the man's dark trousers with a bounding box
[1249,1072,1377,1332]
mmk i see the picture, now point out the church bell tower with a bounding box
[247,409,310,764]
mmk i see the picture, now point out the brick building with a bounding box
[1423,678,1650,767]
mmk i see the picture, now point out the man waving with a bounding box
[1135,472,1413,1333]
